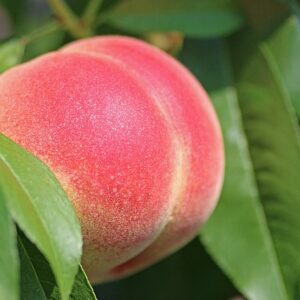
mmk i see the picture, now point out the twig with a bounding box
[47,0,91,38]
[83,0,104,28]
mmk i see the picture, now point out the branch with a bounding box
[47,0,91,38]
[83,0,104,28]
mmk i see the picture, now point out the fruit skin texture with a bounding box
[0,36,224,283]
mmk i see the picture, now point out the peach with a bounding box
[0,36,224,283]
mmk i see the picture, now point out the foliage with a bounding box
[0,0,300,299]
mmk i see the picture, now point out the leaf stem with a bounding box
[83,0,104,28]
[47,0,91,38]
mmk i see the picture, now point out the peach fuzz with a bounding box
[0,36,224,283]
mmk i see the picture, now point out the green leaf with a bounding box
[0,134,82,300]
[205,86,290,300]
[73,266,97,300]
[0,39,25,73]
[69,266,97,300]
[18,230,58,299]
[18,235,48,300]
[259,16,300,120]
[18,232,96,300]
[0,190,19,300]
[180,38,300,300]
[236,30,300,299]
[50,266,97,300]
[104,0,244,38]
[23,24,65,62]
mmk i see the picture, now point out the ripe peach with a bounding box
[0,36,224,283]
